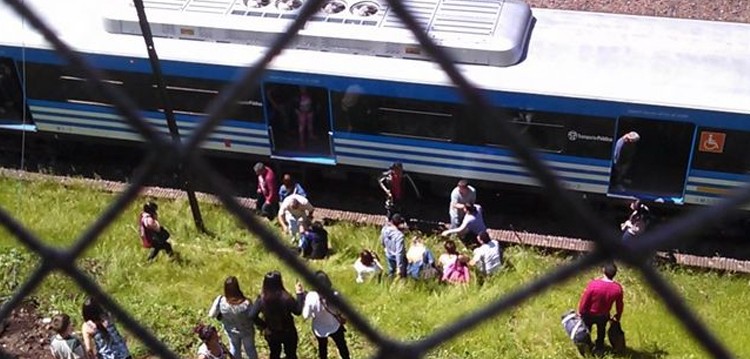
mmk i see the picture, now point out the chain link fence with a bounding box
[0,0,743,358]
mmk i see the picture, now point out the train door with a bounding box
[263,82,334,164]
[608,117,695,202]
[0,57,34,131]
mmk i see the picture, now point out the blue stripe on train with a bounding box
[335,142,609,177]
[335,151,610,186]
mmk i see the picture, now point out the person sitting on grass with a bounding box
[353,249,383,283]
[194,323,235,359]
[49,313,86,359]
[469,232,503,277]
[405,236,438,280]
[299,221,329,260]
[436,240,460,278]
[81,297,131,359]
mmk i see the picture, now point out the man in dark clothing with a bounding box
[578,263,624,352]
[378,162,421,220]
[611,131,640,191]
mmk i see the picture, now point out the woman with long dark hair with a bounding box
[81,297,131,359]
[208,276,259,359]
[301,271,350,359]
[249,271,305,359]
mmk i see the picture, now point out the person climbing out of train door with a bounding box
[296,86,316,149]
[254,162,279,221]
[611,131,640,192]
[378,162,421,221]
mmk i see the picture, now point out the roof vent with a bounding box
[104,0,533,66]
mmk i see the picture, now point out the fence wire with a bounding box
[0,0,741,358]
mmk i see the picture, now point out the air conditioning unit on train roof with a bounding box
[104,0,533,67]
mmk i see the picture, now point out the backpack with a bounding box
[442,259,470,284]
[561,310,592,356]
[139,215,153,248]
[608,320,626,353]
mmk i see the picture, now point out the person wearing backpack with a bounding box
[139,201,174,262]
[300,271,350,359]
[578,263,624,353]
[208,276,260,359]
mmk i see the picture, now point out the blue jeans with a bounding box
[225,327,258,359]
[385,254,406,278]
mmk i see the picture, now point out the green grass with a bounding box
[1,176,749,358]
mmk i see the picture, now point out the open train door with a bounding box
[263,82,335,165]
[607,117,695,203]
[0,57,35,131]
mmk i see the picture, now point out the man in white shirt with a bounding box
[469,232,503,276]
[277,193,314,242]
[448,179,476,229]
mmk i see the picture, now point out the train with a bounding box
[1,0,750,207]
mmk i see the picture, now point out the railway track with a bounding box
[2,167,748,274]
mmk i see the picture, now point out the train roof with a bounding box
[1,0,750,116]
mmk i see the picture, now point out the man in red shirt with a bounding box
[578,263,624,351]
[253,162,278,220]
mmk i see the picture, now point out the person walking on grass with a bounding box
[139,201,174,262]
[301,271,351,359]
[194,323,235,359]
[578,263,624,353]
[250,271,305,359]
[50,313,86,359]
[208,276,260,359]
[254,162,278,220]
[81,297,131,359]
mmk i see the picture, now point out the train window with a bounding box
[481,109,567,152]
[0,58,30,125]
[331,89,456,141]
[692,128,750,174]
[24,62,126,107]
[163,76,264,122]
[609,117,694,198]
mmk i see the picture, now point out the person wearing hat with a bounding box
[253,162,278,220]
[378,162,421,220]
[380,213,407,278]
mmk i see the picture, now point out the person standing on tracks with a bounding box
[277,193,315,243]
[449,179,477,229]
[440,203,487,249]
[380,213,407,278]
[578,263,624,353]
[278,173,307,202]
[378,162,421,221]
[611,131,640,191]
[139,201,175,262]
[254,162,278,220]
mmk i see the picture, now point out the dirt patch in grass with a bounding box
[0,300,53,359]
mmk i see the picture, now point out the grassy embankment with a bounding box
[0,176,748,358]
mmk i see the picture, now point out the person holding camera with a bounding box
[139,201,174,262]
[300,271,350,359]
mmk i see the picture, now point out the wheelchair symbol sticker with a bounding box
[699,131,725,153]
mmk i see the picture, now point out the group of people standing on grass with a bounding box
[202,272,349,359]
